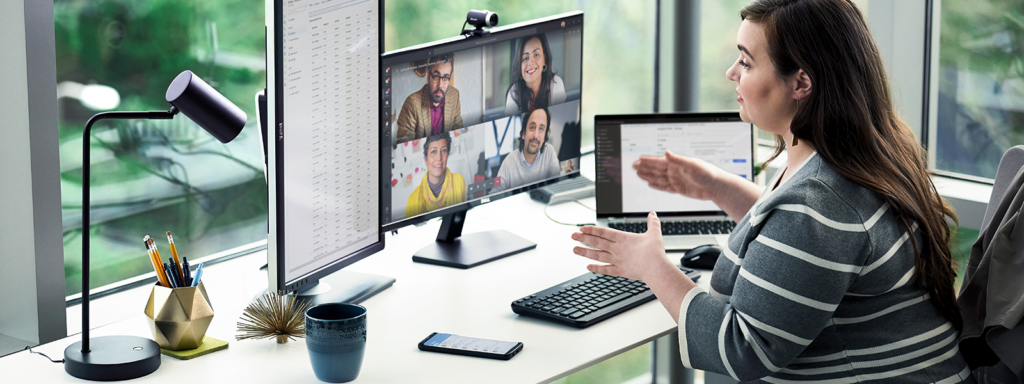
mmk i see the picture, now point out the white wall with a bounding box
[0,0,67,348]
[0,0,39,346]
[867,0,928,140]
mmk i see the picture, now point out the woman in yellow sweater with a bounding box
[406,132,465,218]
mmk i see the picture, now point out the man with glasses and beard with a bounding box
[492,107,563,192]
[396,53,464,142]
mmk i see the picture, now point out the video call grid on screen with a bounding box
[278,0,382,282]
[594,116,754,216]
[380,14,584,225]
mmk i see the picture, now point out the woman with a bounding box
[571,0,972,382]
[505,34,566,116]
[405,132,465,218]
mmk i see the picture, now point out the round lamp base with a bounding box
[64,336,161,381]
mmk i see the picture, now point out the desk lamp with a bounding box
[63,70,246,381]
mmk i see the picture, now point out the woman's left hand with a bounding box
[571,211,674,281]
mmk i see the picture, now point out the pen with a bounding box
[169,257,184,288]
[167,232,184,283]
[163,263,177,288]
[145,236,170,287]
[191,263,204,287]
[182,257,191,287]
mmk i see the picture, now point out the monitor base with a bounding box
[254,270,395,306]
[412,229,537,269]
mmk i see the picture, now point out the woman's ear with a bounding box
[792,69,812,100]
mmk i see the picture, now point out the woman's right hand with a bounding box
[633,149,723,201]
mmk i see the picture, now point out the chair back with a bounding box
[982,145,1024,226]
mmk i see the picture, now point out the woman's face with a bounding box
[425,139,449,180]
[726,20,800,136]
[520,37,546,85]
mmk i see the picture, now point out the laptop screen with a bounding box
[594,113,754,218]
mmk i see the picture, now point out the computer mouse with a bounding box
[681,244,723,270]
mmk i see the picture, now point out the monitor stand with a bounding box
[412,210,537,269]
[255,270,395,306]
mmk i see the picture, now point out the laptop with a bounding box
[593,112,755,251]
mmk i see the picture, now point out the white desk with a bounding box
[0,191,719,384]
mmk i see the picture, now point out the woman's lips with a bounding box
[526,67,538,75]
[737,96,744,102]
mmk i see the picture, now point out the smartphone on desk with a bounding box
[418,332,523,360]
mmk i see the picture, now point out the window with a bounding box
[384,0,656,151]
[54,0,268,297]
[697,0,869,145]
[933,0,1024,181]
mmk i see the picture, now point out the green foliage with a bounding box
[550,343,650,384]
[940,0,1024,76]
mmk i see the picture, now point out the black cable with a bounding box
[460,20,469,35]
[25,346,63,363]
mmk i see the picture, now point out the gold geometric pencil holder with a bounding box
[144,281,214,351]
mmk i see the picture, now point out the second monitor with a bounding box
[380,12,585,268]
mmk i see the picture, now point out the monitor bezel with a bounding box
[379,11,585,233]
[593,111,755,220]
[270,0,386,294]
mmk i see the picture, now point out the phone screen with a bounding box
[423,333,519,354]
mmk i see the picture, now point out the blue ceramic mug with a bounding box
[305,303,367,383]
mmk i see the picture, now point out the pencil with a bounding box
[145,236,169,287]
[148,238,171,287]
[166,231,184,283]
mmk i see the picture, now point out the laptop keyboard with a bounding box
[608,220,736,235]
[511,266,701,328]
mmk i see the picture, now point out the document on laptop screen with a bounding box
[619,122,752,213]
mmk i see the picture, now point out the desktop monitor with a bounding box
[379,12,584,268]
[264,0,391,304]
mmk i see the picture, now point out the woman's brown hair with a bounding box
[741,0,962,330]
[508,34,555,114]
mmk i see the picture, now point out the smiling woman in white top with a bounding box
[568,0,973,382]
[505,34,566,117]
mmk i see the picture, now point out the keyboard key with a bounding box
[596,292,633,308]
[570,311,586,319]
[558,308,577,316]
[542,305,556,312]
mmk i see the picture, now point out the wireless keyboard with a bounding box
[511,267,700,328]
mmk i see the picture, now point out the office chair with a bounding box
[957,145,1024,383]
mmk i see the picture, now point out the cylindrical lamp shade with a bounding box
[165,70,247,143]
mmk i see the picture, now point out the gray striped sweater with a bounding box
[678,152,974,383]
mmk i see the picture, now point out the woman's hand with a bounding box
[633,149,722,201]
[571,212,676,281]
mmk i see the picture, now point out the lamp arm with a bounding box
[80,107,178,353]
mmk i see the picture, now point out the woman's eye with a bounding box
[739,59,750,69]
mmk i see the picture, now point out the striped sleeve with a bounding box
[679,178,871,381]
